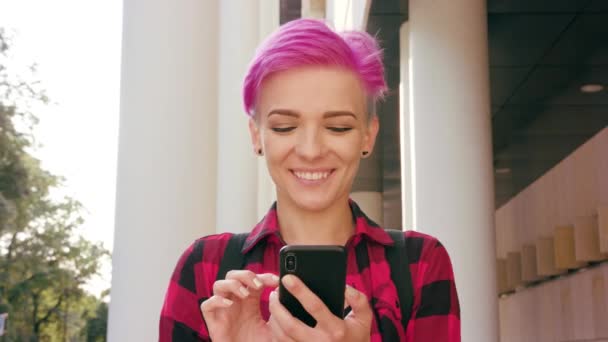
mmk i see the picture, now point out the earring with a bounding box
[362,151,369,156]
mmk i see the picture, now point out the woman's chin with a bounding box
[289,194,337,212]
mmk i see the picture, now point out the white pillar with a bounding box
[409,0,498,341]
[216,1,261,233]
[399,21,414,231]
[107,1,219,341]
[256,0,279,219]
[302,0,326,20]
[326,0,371,31]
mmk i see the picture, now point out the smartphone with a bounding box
[279,245,347,327]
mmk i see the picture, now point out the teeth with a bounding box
[294,171,330,180]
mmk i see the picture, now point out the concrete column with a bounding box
[302,0,326,20]
[107,0,219,341]
[326,0,371,31]
[216,1,261,233]
[256,0,279,219]
[399,21,414,231]
[408,0,498,340]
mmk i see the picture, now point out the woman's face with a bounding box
[249,66,379,212]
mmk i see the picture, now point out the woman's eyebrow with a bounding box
[267,109,299,118]
[266,109,356,119]
[323,111,356,119]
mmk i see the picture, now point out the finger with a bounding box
[281,275,341,327]
[225,270,267,291]
[344,285,373,329]
[268,289,314,341]
[213,279,251,299]
[257,273,280,288]
[200,295,234,322]
[267,314,297,342]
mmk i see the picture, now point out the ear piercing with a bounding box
[257,148,263,156]
[362,151,369,156]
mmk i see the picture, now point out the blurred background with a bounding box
[0,0,606,341]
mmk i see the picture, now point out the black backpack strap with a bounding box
[215,233,249,281]
[384,229,414,331]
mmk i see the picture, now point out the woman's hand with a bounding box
[200,270,279,342]
[267,275,372,342]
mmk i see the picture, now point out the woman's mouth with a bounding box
[290,169,335,183]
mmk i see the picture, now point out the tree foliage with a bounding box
[0,29,110,342]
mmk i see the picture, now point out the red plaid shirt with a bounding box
[160,201,460,341]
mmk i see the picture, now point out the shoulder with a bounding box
[166,233,240,294]
[176,232,237,266]
[402,230,454,273]
[170,233,237,279]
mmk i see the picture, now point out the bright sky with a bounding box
[0,0,123,296]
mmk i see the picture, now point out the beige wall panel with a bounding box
[600,205,608,253]
[531,177,546,240]
[560,281,575,341]
[537,237,565,276]
[504,201,518,255]
[574,139,597,218]
[496,204,507,258]
[592,271,608,338]
[520,290,539,342]
[517,188,531,243]
[497,258,509,294]
[507,252,523,289]
[537,281,560,342]
[596,129,608,204]
[570,272,595,341]
[521,244,540,282]
[555,225,587,269]
[556,155,576,226]
[575,215,608,262]
[498,297,513,342]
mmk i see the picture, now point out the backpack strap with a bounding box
[215,233,249,281]
[384,229,414,331]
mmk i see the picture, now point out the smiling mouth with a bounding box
[291,169,335,181]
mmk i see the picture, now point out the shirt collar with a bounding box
[241,199,394,253]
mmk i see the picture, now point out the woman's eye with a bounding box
[327,127,353,133]
[271,127,295,133]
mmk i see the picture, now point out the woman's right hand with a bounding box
[200,270,279,342]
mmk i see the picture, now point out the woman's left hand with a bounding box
[267,275,372,342]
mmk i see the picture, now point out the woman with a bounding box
[160,19,460,342]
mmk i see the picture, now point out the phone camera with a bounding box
[285,254,297,272]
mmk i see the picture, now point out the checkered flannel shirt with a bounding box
[160,201,460,341]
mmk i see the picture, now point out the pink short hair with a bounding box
[242,18,387,116]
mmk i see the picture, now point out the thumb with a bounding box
[344,285,373,328]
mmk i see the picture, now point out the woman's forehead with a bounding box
[257,67,367,115]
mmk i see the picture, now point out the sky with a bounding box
[0,0,123,296]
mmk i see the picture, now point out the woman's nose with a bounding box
[294,127,324,160]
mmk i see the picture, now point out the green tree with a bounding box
[0,29,110,342]
[81,296,108,342]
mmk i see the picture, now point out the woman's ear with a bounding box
[363,115,380,155]
[248,117,262,154]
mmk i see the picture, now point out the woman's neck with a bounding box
[276,194,355,246]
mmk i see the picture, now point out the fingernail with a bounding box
[272,274,280,282]
[223,298,234,306]
[346,285,358,299]
[282,275,294,288]
[269,290,277,300]
[253,277,263,289]
[239,286,250,297]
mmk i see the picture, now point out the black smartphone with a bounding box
[279,245,347,327]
